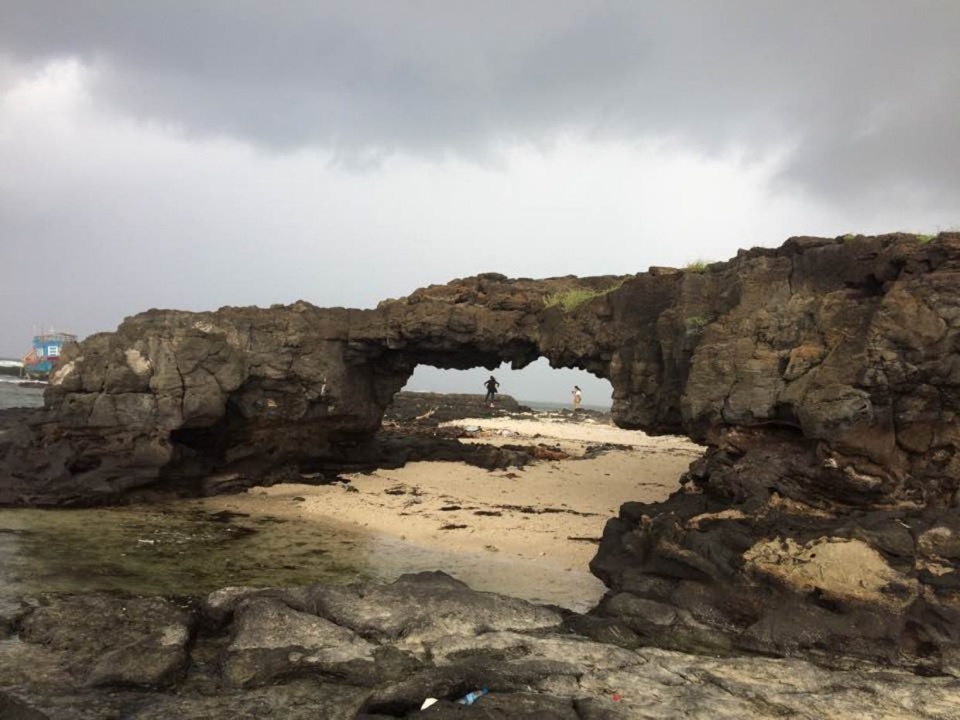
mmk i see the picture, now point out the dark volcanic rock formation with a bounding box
[384,391,531,423]
[376,391,574,470]
[2,573,957,719]
[3,232,960,670]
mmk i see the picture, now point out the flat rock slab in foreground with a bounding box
[1,572,957,719]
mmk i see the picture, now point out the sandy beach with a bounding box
[197,414,703,610]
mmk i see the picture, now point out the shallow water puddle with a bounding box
[0,505,375,598]
[0,504,605,612]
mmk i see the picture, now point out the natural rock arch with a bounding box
[2,232,960,671]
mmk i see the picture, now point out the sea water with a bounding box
[521,399,611,413]
[0,378,45,410]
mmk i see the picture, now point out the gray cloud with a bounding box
[1,1,957,202]
[2,0,958,407]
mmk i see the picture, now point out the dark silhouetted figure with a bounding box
[484,375,500,404]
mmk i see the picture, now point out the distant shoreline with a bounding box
[0,360,24,379]
[518,399,611,413]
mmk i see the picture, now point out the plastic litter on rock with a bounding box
[457,688,489,705]
[420,688,488,711]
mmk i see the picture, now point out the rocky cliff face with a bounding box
[585,234,960,673]
[2,232,959,670]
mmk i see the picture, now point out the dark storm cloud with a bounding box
[1,1,958,201]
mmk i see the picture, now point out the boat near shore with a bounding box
[19,331,77,380]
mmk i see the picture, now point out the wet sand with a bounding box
[198,415,703,611]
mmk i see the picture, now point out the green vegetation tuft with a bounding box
[685,315,710,334]
[842,233,857,241]
[543,279,626,312]
[916,233,935,244]
[544,288,607,312]
[684,259,710,273]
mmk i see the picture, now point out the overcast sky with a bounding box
[1,2,957,404]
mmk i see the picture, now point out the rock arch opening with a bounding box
[400,358,614,412]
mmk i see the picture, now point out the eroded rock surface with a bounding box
[2,574,957,720]
[588,431,960,673]
[3,233,960,669]
[15,595,193,689]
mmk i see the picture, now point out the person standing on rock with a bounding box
[484,375,500,404]
[572,385,582,409]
